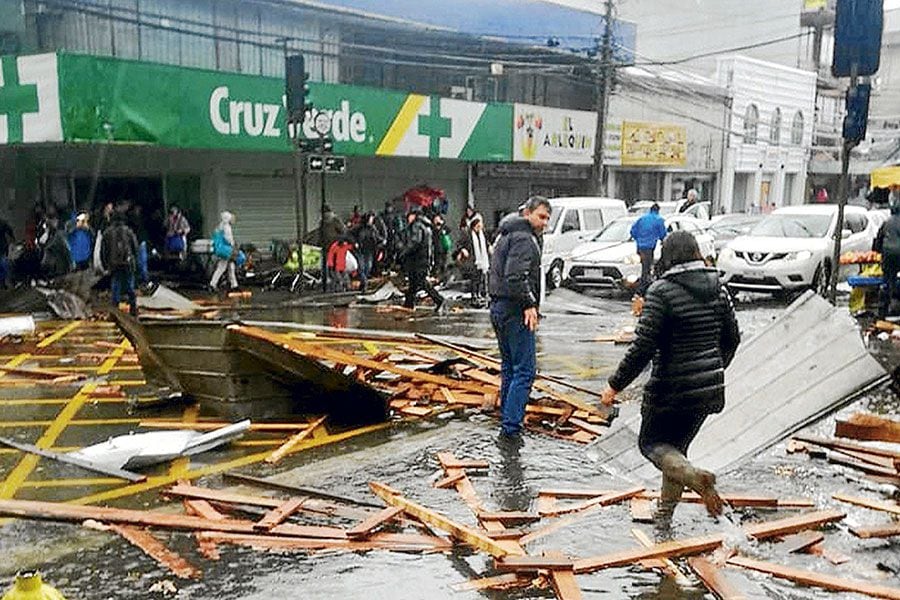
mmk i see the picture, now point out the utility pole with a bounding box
[592,0,615,195]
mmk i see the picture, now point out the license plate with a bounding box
[584,269,605,278]
[742,272,764,280]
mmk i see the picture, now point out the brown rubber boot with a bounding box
[655,447,723,518]
[653,473,684,537]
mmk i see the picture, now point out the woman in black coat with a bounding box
[601,231,741,524]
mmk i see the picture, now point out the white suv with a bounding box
[717,205,876,295]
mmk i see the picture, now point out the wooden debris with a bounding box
[437,457,490,470]
[346,506,404,539]
[199,530,452,553]
[545,550,583,600]
[808,542,851,565]
[110,524,202,579]
[0,436,146,482]
[827,453,900,479]
[776,531,825,554]
[540,486,645,517]
[793,435,900,461]
[369,481,520,557]
[496,554,576,572]
[688,557,747,600]
[0,364,85,380]
[727,555,900,600]
[786,440,809,454]
[222,472,382,509]
[832,492,900,516]
[741,510,845,540]
[265,416,327,464]
[433,473,466,489]
[835,413,900,443]
[850,523,900,539]
[630,498,654,523]
[183,500,227,521]
[451,573,531,592]
[632,528,690,585]
[254,497,307,531]
[475,511,540,526]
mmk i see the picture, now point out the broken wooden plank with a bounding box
[832,493,900,516]
[0,364,85,380]
[742,510,845,540]
[850,523,900,539]
[345,506,404,539]
[183,500,227,521]
[688,557,747,600]
[221,472,383,509]
[807,542,851,565]
[633,528,691,585]
[433,473,466,489]
[253,497,307,531]
[451,574,530,592]
[475,511,540,526]
[776,531,825,554]
[827,453,900,478]
[0,436,146,482]
[726,555,900,600]
[0,498,347,539]
[199,530,452,553]
[496,554,575,572]
[110,525,202,579]
[574,534,724,574]
[436,453,490,470]
[568,417,605,437]
[368,481,520,557]
[265,416,327,464]
[829,447,898,470]
[398,405,434,417]
[546,550,583,600]
[630,498,654,523]
[540,486,645,517]
[793,435,900,461]
[835,413,900,444]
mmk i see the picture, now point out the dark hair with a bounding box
[524,195,552,213]
[659,231,702,272]
[650,203,660,213]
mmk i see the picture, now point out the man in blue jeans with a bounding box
[488,196,552,440]
[630,203,668,297]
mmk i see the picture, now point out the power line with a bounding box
[629,32,811,67]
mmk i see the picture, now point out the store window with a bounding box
[744,104,759,144]
[791,111,804,145]
[770,108,781,145]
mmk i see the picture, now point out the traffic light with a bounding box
[285,54,312,125]
[843,82,871,142]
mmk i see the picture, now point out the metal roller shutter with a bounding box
[226,175,297,249]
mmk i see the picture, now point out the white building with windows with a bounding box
[717,56,818,213]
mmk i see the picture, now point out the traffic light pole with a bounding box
[320,131,328,293]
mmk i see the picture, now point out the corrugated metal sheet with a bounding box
[590,291,887,484]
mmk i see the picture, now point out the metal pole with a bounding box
[592,0,615,195]
[292,148,306,282]
[828,139,854,303]
[320,133,328,292]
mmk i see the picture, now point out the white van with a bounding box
[543,197,628,288]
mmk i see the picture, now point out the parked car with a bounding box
[541,197,628,289]
[629,200,711,220]
[708,214,765,256]
[717,205,877,296]
[563,214,716,291]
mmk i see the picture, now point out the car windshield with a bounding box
[547,208,562,233]
[750,214,832,238]
[630,204,677,216]
[710,216,760,236]
[592,219,635,242]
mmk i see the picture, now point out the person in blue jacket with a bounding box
[68,212,94,271]
[630,203,668,297]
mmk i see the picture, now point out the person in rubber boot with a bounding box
[601,231,741,525]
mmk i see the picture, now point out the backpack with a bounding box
[106,224,135,270]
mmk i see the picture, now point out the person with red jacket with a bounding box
[326,236,356,292]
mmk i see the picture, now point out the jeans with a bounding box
[490,299,536,435]
[404,268,444,308]
[138,241,149,284]
[110,269,137,314]
[638,409,708,470]
[637,248,655,296]
[359,252,374,290]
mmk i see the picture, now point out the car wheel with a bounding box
[812,263,831,296]
[547,260,563,290]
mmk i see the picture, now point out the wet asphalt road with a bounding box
[1,288,897,599]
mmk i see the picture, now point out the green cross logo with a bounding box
[418,96,452,159]
[0,57,40,144]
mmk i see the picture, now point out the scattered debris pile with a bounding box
[1,451,898,599]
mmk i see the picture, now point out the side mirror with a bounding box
[841,229,852,239]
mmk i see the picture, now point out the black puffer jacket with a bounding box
[399,216,433,273]
[488,217,542,309]
[608,261,741,415]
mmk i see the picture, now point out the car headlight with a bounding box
[624,254,641,265]
[785,250,812,261]
[719,247,734,261]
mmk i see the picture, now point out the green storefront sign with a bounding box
[0,51,512,161]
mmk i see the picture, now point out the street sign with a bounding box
[842,83,871,142]
[832,0,884,77]
[307,155,347,173]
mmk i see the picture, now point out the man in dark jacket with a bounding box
[601,231,740,523]
[399,206,445,311]
[353,212,384,292]
[431,214,451,280]
[488,196,552,439]
[101,209,140,316]
[873,201,900,318]
[630,204,668,296]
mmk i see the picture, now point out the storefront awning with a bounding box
[871,165,900,188]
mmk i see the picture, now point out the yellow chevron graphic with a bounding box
[376,94,426,156]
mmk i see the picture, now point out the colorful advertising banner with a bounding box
[512,103,597,165]
[0,52,512,162]
[620,121,687,167]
